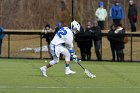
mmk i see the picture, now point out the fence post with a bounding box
[8,34,10,58]
[101,34,103,61]
[71,0,74,21]
[40,34,42,59]
[130,35,133,62]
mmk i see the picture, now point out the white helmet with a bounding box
[71,20,80,31]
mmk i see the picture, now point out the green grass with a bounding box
[0,59,140,93]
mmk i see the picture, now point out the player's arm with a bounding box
[65,41,78,62]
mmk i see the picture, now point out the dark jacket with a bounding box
[42,32,54,44]
[108,27,125,49]
[128,4,138,22]
[88,26,101,41]
[75,27,92,48]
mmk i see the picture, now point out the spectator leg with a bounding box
[86,47,91,61]
[113,19,121,26]
[94,40,101,61]
[119,49,124,62]
[98,21,105,30]
[79,47,86,61]
[48,45,53,59]
[116,49,120,62]
[130,20,136,32]
[110,43,115,61]
[116,49,124,62]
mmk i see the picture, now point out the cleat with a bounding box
[40,67,47,77]
[93,75,96,78]
[91,75,96,78]
[65,69,76,75]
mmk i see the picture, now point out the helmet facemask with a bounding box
[71,20,80,34]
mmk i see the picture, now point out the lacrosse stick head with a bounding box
[84,69,96,78]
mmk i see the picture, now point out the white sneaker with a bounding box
[40,66,47,77]
[65,69,76,75]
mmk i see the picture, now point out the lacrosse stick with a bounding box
[74,59,96,78]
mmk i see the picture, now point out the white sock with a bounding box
[42,66,47,71]
[66,67,70,71]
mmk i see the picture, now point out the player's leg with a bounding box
[40,56,59,77]
[40,44,60,77]
[61,47,76,75]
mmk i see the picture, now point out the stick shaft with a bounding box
[77,62,85,70]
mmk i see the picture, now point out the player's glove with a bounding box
[69,49,78,63]
[72,54,78,63]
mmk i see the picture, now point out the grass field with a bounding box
[0,59,140,93]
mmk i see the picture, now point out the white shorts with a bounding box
[49,44,70,62]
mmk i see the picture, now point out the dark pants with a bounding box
[116,49,124,62]
[79,47,86,61]
[130,19,136,32]
[85,46,92,61]
[110,43,124,62]
[0,39,3,55]
[98,21,105,30]
[94,40,101,61]
[110,43,116,61]
[79,46,92,61]
[113,19,121,26]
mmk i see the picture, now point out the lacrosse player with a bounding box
[40,20,80,77]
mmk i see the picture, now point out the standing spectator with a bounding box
[42,24,54,59]
[110,0,124,26]
[75,24,86,61]
[84,21,94,61]
[0,27,5,56]
[95,1,107,30]
[107,24,126,62]
[91,21,102,61]
[128,0,138,32]
[42,24,54,44]
[107,24,117,61]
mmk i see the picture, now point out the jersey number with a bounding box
[57,28,67,38]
